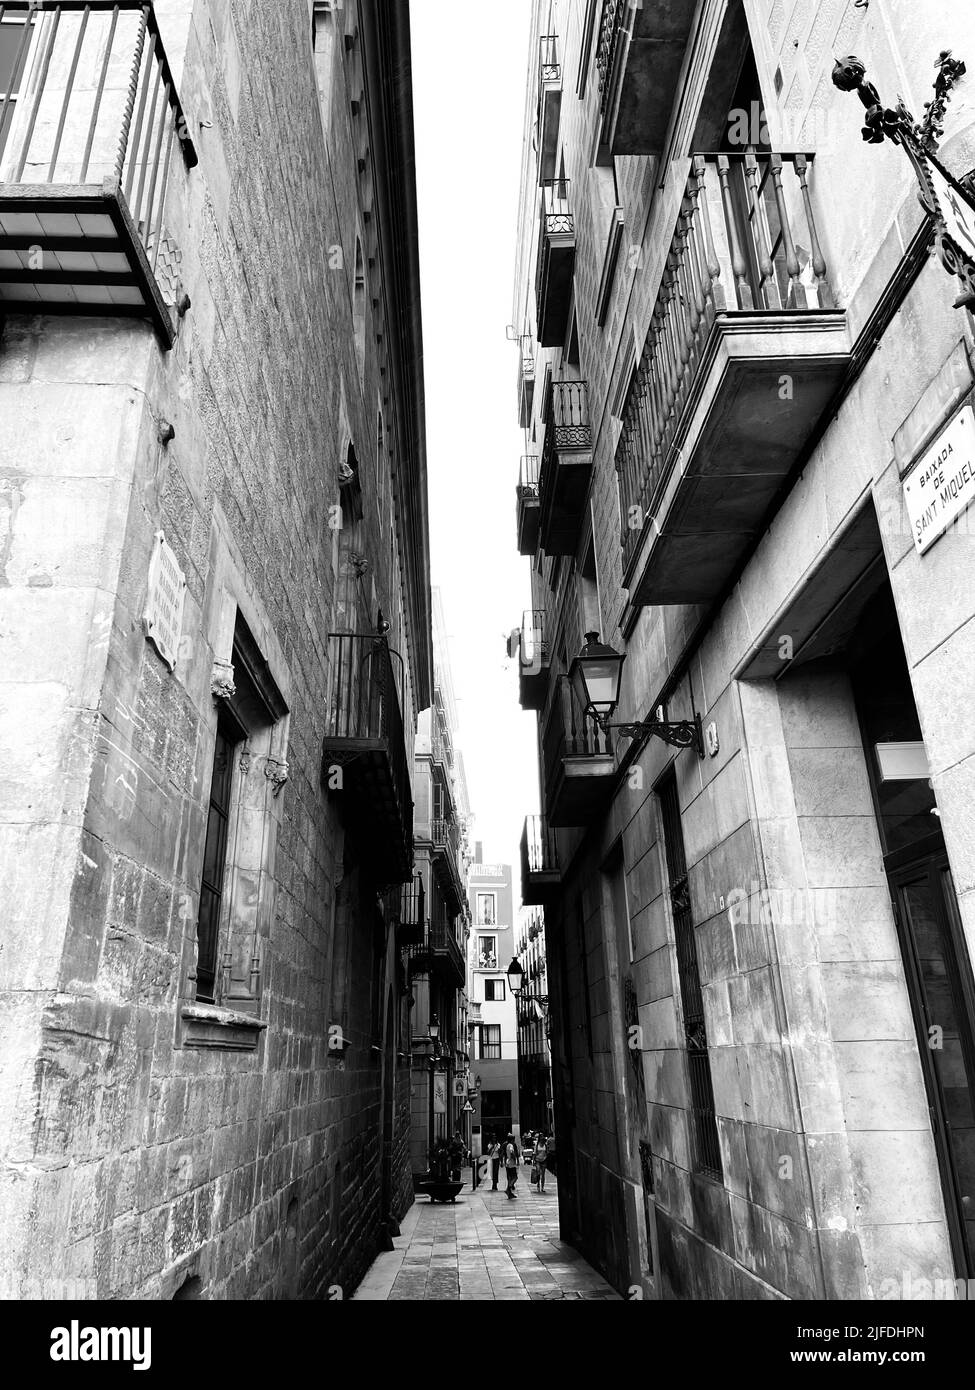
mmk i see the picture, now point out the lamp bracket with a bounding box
[595,711,705,758]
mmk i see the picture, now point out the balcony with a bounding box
[430,714,453,771]
[538,379,592,556]
[410,914,465,988]
[597,0,695,155]
[0,2,197,348]
[516,454,540,555]
[321,633,413,883]
[432,816,464,914]
[517,334,535,426]
[537,35,562,185]
[521,816,560,904]
[535,178,575,347]
[543,677,615,828]
[618,153,849,607]
[518,608,549,711]
[390,875,425,949]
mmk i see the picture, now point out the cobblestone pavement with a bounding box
[354,1168,622,1300]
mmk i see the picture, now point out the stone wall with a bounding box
[518,0,975,1300]
[0,0,425,1300]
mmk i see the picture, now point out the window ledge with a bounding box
[180,1002,267,1051]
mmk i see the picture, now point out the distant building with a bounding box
[467,854,520,1156]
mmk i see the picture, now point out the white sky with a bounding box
[411,0,538,875]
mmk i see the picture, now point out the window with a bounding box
[475,892,496,927]
[191,612,289,1017]
[0,11,33,161]
[484,978,506,1002]
[477,935,498,970]
[478,1025,502,1061]
[196,711,244,1000]
[658,772,722,1180]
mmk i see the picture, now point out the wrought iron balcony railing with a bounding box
[596,0,628,113]
[390,874,425,947]
[322,632,413,882]
[518,454,540,499]
[409,912,465,986]
[542,676,615,827]
[521,608,548,666]
[518,607,550,710]
[430,714,453,770]
[540,176,573,237]
[539,34,560,86]
[516,454,541,555]
[617,152,833,576]
[542,378,590,457]
[521,814,560,890]
[535,178,575,345]
[0,1,197,345]
[432,815,460,861]
[517,333,535,425]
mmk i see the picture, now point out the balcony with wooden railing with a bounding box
[617,152,850,608]
[542,676,615,827]
[596,0,696,155]
[521,815,560,904]
[516,453,540,555]
[535,177,575,347]
[518,608,549,711]
[538,378,592,555]
[321,633,413,883]
[0,2,197,346]
[537,34,561,185]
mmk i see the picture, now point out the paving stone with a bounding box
[353,1173,617,1302]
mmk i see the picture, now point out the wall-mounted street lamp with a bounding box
[568,632,704,758]
[506,956,550,1030]
[831,52,975,310]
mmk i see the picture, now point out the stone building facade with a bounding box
[514,0,975,1299]
[514,906,552,1137]
[407,588,472,1174]
[467,857,521,1157]
[0,0,431,1299]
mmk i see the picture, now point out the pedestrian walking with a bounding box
[488,1133,501,1190]
[533,1132,549,1192]
[503,1133,520,1199]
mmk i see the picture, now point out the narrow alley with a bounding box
[355,1173,620,1301]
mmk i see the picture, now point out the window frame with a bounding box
[477,934,498,970]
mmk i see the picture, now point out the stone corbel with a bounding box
[211,659,236,702]
[264,757,290,796]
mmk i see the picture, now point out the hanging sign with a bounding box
[143,531,186,670]
[452,1077,467,1098]
[433,1074,447,1114]
[903,405,975,554]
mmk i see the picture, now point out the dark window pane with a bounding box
[0,19,31,94]
[195,723,237,1000]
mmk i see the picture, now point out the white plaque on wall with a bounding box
[903,405,975,555]
[143,531,186,671]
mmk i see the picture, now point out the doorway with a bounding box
[849,585,975,1277]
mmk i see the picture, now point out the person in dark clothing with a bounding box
[488,1133,501,1190]
[503,1133,520,1198]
